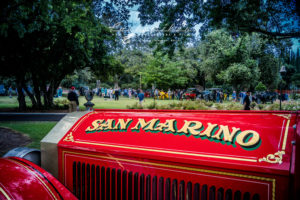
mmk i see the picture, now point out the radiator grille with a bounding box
[72,162,260,200]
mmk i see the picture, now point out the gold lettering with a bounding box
[236,130,260,147]
[86,119,104,132]
[131,119,159,131]
[155,119,176,132]
[200,123,218,137]
[211,125,240,142]
[177,120,203,135]
[97,119,114,131]
[114,119,132,130]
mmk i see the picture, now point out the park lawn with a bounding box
[0,96,180,110]
[0,121,57,149]
[0,96,32,109]
[79,96,180,109]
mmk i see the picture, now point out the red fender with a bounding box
[0,157,77,200]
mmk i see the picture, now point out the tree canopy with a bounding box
[0,0,120,110]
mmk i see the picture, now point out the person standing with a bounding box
[216,90,220,103]
[244,91,251,110]
[114,88,120,100]
[8,86,13,98]
[138,90,145,106]
[232,91,236,101]
[67,86,79,112]
[57,86,63,97]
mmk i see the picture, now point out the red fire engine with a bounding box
[1,109,300,200]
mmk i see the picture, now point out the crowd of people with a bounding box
[92,88,190,101]
[62,86,292,112]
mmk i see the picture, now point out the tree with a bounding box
[136,0,299,39]
[0,0,116,110]
[255,82,267,92]
[108,0,299,55]
[143,53,189,89]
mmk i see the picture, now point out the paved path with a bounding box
[0,127,32,156]
[0,113,66,121]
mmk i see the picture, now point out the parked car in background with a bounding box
[183,88,200,100]
[201,88,222,101]
[254,91,278,104]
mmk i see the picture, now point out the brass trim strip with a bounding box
[62,150,275,200]
[282,118,291,151]
[74,140,257,162]
[8,159,57,200]
[0,187,11,200]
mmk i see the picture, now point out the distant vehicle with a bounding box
[183,88,200,100]
[201,88,222,101]
[0,84,7,96]
[255,91,277,104]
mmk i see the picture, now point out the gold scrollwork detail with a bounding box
[258,151,285,164]
[63,132,74,142]
[272,114,291,120]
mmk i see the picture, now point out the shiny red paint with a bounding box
[58,109,299,200]
[0,157,76,200]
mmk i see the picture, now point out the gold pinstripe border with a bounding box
[74,140,257,162]
[0,186,11,200]
[62,150,276,200]
[64,111,258,163]
[8,159,58,200]
[258,114,292,164]
[66,111,293,164]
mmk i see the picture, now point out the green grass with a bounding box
[0,96,32,109]
[79,96,180,109]
[0,96,179,110]
[0,121,57,149]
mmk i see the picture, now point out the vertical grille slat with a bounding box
[209,186,216,200]
[225,189,232,200]
[252,194,260,200]
[106,168,110,200]
[134,173,139,200]
[243,192,250,200]
[128,172,133,200]
[158,177,164,200]
[86,164,90,200]
[117,169,121,200]
[165,178,171,200]
[82,163,85,200]
[111,169,116,200]
[179,180,185,200]
[186,182,192,200]
[96,166,100,200]
[171,179,177,200]
[71,162,260,200]
[91,165,95,200]
[193,183,200,200]
[73,162,76,195]
[77,162,81,199]
[234,191,241,200]
[201,184,208,200]
[101,166,105,200]
[146,175,151,200]
[152,176,157,200]
[122,171,127,200]
[217,188,224,200]
[140,174,145,200]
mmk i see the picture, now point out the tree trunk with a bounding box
[16,82,26,111]
[22,83,37,109]
[32,76,42,108]
[114,74,119,88]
